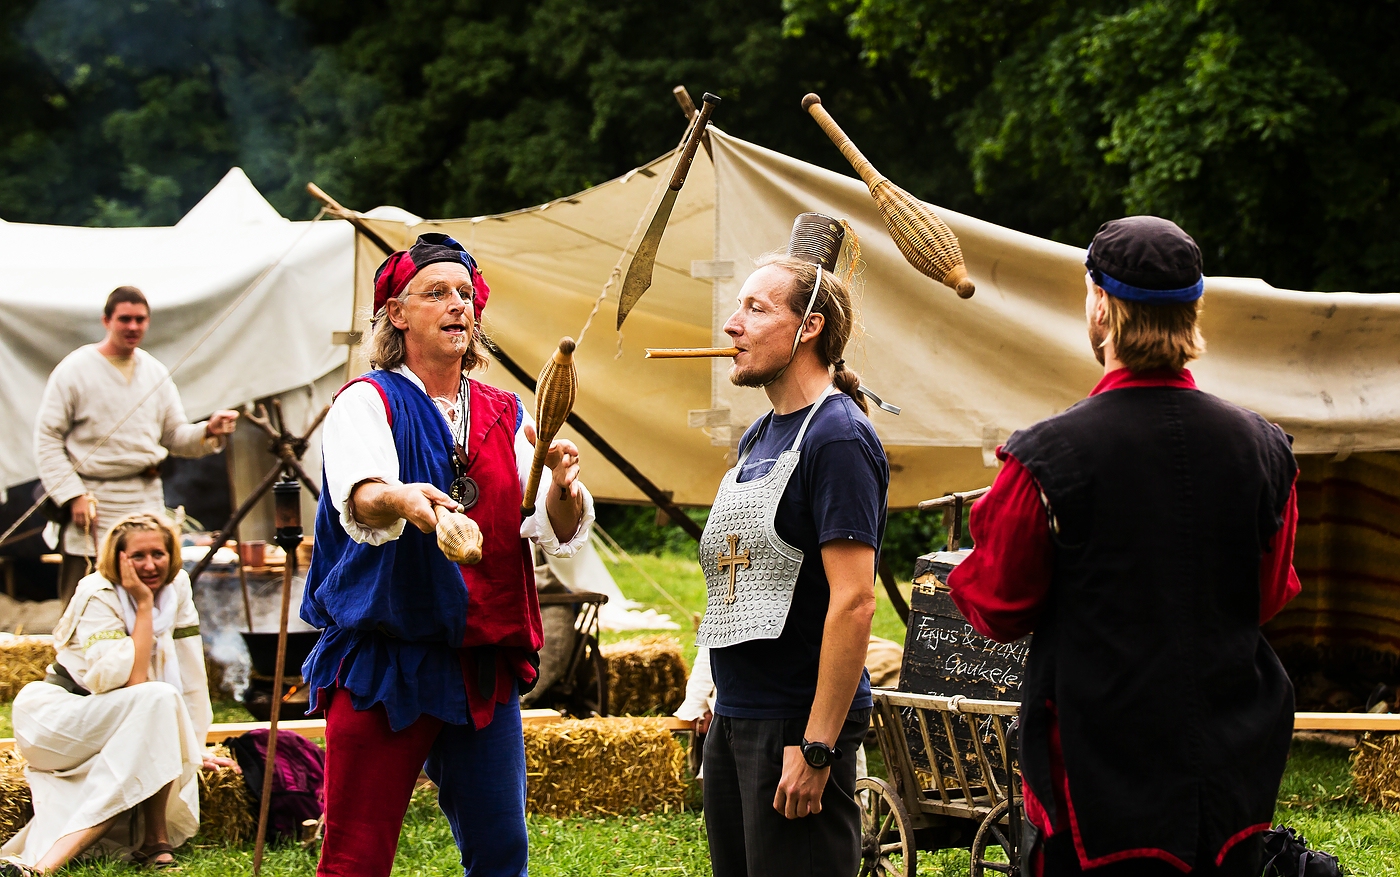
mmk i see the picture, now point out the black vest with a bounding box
[1004,384,1296,868]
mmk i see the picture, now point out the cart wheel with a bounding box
[572,634,608,717]
[970,797,1021,877]
[856,776,915,877]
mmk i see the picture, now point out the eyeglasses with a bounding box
[404,286,473,305]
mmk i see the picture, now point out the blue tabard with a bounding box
[299,369,523,731]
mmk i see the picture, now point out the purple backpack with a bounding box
[228,729,326,838]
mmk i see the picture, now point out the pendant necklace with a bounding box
[447,373,479,511]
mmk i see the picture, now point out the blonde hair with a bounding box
[97,513,182,586]
[757,253,868,414]
[1101,294,1205,372]
[366,292,490,373]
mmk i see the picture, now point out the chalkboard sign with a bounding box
[900,550,1030,700]
[898,585,1030,701]
[892,555,1031,783]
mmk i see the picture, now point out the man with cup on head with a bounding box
[34,285,239,604]
[696,214,889,877]
[300,233,593,877]
[949,217,1301,876]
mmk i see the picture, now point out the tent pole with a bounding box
[224,444,255,632]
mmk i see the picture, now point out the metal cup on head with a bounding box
[788,212,844,271]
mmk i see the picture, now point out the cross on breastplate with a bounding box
[716,533,751,604]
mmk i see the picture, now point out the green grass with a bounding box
[594,546,911,669]
[51,740,1395,876]
[17,554,1400,874]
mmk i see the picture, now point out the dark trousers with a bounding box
[58,553,89,606]
[703,708,871,877]
[1040,830,1264,877]
[317,686,527,877]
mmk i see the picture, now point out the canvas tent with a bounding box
[0,168,354,521]
[5,128,1400,660]
[345,128,1400,510]
[343,126,1400,681]
[6,133,1399,508]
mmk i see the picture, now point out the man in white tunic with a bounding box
[33,285,239,603]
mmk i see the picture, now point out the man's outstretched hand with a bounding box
[350,480,460,532]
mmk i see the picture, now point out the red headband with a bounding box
[372,234,490,321]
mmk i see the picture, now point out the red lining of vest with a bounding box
[337,376,393,428]
[1042,698,1256,873]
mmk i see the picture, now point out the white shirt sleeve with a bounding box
[321,381,405,545]
[674,646,715,721]
[516,408,595,557]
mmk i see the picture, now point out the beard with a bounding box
[1087,320,1107,366]
[729,359,785,388]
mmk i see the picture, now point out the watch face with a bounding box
[804,745,829,768]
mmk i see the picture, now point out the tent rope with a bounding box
[0,207,330,552]
[591,521,697,626]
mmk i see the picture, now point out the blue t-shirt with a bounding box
[710,391,889,720]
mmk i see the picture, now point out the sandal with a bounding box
[0,864,39,876]
[130,842,178,869]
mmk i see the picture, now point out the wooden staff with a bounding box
[252,477,302,875]
[645,347,739,359]
[522,338,577,515]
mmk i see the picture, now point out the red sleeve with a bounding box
[947,453,1054,643]
[1259,475,1301,624]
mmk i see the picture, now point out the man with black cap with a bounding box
[948,216,1300,876]
[300,234,594,877]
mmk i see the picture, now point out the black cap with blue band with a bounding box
[1086,215,1204,303]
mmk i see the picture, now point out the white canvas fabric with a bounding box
[348,128,1400,507]
[0,168,353,497]
[6,135,1400,511]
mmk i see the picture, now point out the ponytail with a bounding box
[831,359,868,415]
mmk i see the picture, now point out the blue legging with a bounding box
[426,694,528,876]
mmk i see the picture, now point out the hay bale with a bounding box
[0,745,255,846]
[1352,732,1400,811]
[197,744,255,844]
[0,749,32,845]
[0,636,55,702]
[524,717,687,817]
[599,635,687,716]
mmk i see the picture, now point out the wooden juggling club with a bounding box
[522,337,577,515]
[802,94,975,299]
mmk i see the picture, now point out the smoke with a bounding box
[191,566,315,701]
[16,0,354,223]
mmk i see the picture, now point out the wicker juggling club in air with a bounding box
[435,505,483,565]
[522,337,578,516]
[801,94,975,299]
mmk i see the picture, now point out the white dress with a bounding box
[2,571,212,866]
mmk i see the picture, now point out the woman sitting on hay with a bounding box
[2,513,226,873]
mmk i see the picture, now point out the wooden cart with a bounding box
[860,690,1022,876]
[858,487,1025,877]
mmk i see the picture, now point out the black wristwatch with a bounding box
[801,739,841,769]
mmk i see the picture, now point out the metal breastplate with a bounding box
[695,387,835,649]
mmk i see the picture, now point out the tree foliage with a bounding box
[786,0,1400,291]
[0,0,953,226]
[3,0,1397,292]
